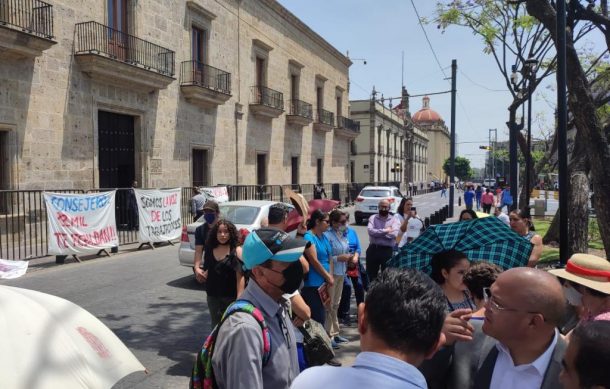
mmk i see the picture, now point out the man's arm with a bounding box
[367,215,388,237]
[212,314,264,389]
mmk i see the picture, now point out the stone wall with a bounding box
[0,0,351,190]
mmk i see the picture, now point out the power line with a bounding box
[409,0,448,79]
[459,70,507,92]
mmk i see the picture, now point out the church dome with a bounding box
[412,96,442,123]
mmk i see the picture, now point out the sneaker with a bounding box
[334,335,349,344]
[326,358,342,367]
[331,339,341,349]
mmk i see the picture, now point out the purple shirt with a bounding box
[367,214,400,247]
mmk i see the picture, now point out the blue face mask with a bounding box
[204,213,216,224]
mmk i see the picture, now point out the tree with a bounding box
[443,156,473,180]
[523,0,610,258]
[434,0,591,256]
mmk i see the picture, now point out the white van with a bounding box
[483,178,496,188]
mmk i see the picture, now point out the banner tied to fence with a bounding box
[199,186,229,203]
[135,188,182,243]
[44,191,118,255]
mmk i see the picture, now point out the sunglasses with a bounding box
[483,287,541,316]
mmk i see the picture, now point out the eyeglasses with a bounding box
[483,287,541,315]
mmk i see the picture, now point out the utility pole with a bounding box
[557,0,568,265]
[509,119,521,211]
[489,129,497,180]
[449,59,457,218]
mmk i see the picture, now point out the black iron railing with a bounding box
[74,21,175,76]
[0,0,54,38]
[180,61,231,95]
[250,85,284,110]
[317,109,334,126]
[337,116,360,132]
[288,99,313,119]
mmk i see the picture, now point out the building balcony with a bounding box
[74,21,175,91]
[286,99,313,126]
[249,85,284,118]
[0,0,56,58]
[335,116,360,139]
[180,61,231,108]
[314,108,334,132]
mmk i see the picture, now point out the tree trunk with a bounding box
[543,209,560,244]
[516,131,539,209]
[527,0,610,257]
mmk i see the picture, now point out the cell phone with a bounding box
[411,207,416,211]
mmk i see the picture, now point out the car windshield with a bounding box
[218,205,261,225]
[360,189,391,198]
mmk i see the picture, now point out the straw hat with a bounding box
[284,188,309,217]
[549,253,610,295]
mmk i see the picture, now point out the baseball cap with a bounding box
[242,228,309,270]
[202,200,219,212]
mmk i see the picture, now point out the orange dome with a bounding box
[412,96,443,123]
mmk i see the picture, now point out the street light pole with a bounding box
[449,60,457,218]
[557,0,569,265]
[489,129,497,180]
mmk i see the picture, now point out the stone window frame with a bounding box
[0,124,16,192]
[186,1,216,64]
[253,39,273,88]
[191,144,213,186]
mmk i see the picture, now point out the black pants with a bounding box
[365,244,394,283]
[482,204,492,214]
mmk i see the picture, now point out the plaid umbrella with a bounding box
[387,216,532,273]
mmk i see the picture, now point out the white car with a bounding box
[178,200,294,267]
[353,186,404,225]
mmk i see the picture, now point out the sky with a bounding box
[277,0,556,169]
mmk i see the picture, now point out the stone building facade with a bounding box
[0,0,356,191]
[349,98,411,185]
[412,96,450,184]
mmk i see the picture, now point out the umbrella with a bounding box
[387,216,532,273]
[285,199,340,231]
[0,285,145,389]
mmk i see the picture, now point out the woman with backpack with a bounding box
[200,219,245,327]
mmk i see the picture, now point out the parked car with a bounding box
[178,200,294,267]
[353,186,403,225]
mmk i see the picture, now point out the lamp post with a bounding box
[524,59,538,208]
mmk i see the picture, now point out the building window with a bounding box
[336,94,342,118]
[256,57,266,87]
[350,161,355,183]
[192,26,206,63]
[192,149,209,186]
[291,157,299,185]
[257,154,267,185]
[377,161,381,182]
[107,0,128,32]
[316,158,323,184]
[386,161,389,182]
[290,74,299,101]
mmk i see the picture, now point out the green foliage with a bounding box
[443,156,473,179]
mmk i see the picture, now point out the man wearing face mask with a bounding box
[212,228,308,389]
[366,199,400,282]
[193,200,220,283]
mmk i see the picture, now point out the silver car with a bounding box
[178,200,294,267]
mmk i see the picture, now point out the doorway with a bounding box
[192,149,209,187]
[98,111,135,188]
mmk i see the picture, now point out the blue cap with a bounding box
[242,228,308,270]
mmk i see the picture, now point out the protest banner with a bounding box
[199,186,229,203]
[134,188,182,243]
[44,191,118,255]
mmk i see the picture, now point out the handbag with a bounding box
[298,319,335,366]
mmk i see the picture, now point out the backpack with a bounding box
[190,299,271,389]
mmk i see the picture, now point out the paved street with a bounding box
[0,191,450,387]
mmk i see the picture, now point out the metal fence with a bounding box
[1,181,408,260]
[74,21,175,76]
[0,0,54,39]
[180,61,231,95]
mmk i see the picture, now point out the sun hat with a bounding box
[549,253,610,295]
[242,228,309,270]
[284,188,309,217]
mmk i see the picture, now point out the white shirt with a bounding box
[489,330,558,389]
[496,212,510,226]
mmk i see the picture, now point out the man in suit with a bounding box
[442,267,567,389]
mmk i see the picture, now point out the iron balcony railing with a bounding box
[288,99,313,119]
[317,109,334,126]
[250,85,284,110]
[0,0,54,38]
[337,116,360,132]
[74,21,175,76]
[180,61,231,95]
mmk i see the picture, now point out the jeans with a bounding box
[207,295,234,328]
[301,286,326,326]
[366,244,393,283]
[482,204,492,214]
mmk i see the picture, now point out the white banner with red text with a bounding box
[134,188,182,243]
[199,186,229,203]
[44,191,118,255]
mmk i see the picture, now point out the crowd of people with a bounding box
[188,193,610,389]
